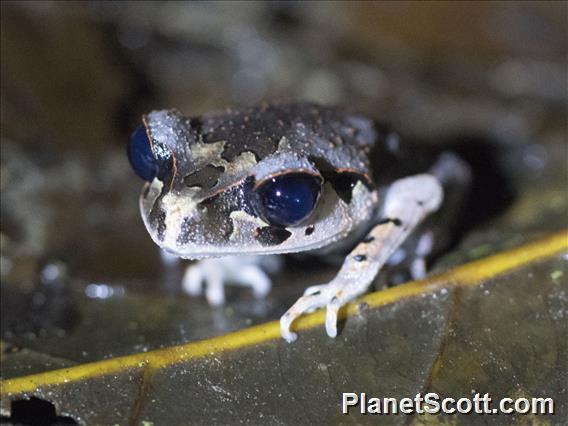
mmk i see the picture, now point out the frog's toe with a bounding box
[182,256,273,305]
[182,262,206,296]
[280,312,298,343]
[281,277,367,341]
[234,264,271,299]
[410,257,427,280]
[182,261,226,305]
[325,296,342,338]
[204,271,225,306]
[280,294,321,342]
[280,284,341,341]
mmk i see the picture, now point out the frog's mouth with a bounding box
[157,230,350,260]
[139,180,377,260]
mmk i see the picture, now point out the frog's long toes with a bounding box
[410,257,427,280]
[233,264,272,299]
[182,261,226,305]
[182,263,205,296]
[280,312,298,343]
[325,297,342,338]
[182,256,273,305]
[205,276,226,306]
[280,285,341,341]
[182,260,226,305]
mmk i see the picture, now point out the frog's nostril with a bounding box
[128,124,159,181]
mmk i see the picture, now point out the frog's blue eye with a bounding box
[252,173,322,227]
[128,124,159,181]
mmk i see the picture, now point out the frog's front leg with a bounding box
[183,255,281,306]
[280,174,443,342]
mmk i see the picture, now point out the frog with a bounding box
[127,102,470,342]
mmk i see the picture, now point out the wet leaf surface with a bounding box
[1,234,566,424]
[0,342,75,380]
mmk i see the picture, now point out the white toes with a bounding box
[204,270,225,306]
[182,264,204,296]
[279,284,348,341]
[410,257,426,280]
[325,297,341,338]
[235,265,271,299]
[182,256,276,305]
[280,313,298,343]
[279,293,323,341]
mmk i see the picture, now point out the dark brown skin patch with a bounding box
[145,103,441,202]
[309,155,373,204]
[177,212,234,245]
[183,165,225,190]
[255,226,292,246]
[325,172,364,204]
[305,225,315,236]
[175,181,253,246]
[198,103,377,168]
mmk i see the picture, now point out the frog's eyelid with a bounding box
[196,168,368,202]
[253,169,322,190]
[194,175,312,210]
[332,168,373,188]
[195,168,322,201]
[308,155,373,188]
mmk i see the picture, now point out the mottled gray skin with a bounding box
[136,102,472,340]
[139,102,437,259]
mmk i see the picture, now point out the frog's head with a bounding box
[128,103,378,259]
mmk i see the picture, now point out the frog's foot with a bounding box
[281,277,369,342]
[409,230,434,280]
[280,174,443,342]
[300,284,337,313]
[182,255,274,306]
